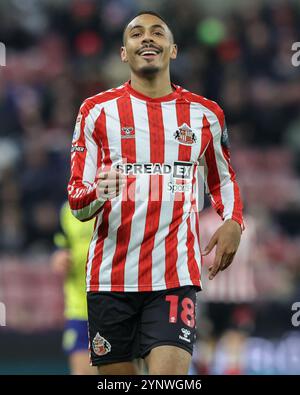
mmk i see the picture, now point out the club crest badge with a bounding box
[174,123,197,146]
[92,332,111,356]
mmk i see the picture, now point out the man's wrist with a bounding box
[224,218,243,233]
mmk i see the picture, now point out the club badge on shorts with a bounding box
[92,332,111,356]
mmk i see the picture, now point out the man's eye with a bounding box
[131,32,141,38]
[154,31,163,36]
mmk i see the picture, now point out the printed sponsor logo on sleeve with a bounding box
[72,113,82,142]
[71,146,85,153]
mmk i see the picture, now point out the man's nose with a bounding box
[141,32,154,43]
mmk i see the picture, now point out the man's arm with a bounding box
[68,99,105,221]
[68,100,125,222]
[200,108,244,279]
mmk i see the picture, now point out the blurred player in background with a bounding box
[51,202,96,375]
[68,11,244,375]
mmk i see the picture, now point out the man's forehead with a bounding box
[126,14,168,33]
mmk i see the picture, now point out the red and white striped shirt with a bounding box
[68,81,244,292]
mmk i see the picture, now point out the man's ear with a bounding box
[120,46,128,63]
[170,44,178,60]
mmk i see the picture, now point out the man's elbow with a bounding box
[70,208,88,222]
[70,200,103,222]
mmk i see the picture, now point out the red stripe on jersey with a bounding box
[186,216,200,287]
[89,109,112,290]
[110,96,136,292]
[138,103,165,291]
[203,115,224,217]
[92,110,103,186]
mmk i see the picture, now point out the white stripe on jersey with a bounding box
[123,97,150,291]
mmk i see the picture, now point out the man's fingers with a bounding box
[98,172,108,180]
[220,252,235,271]
[208,250,237,280]
[99,178,125,187]
[98,186,123,196]
[98,170,126,181]
[97,179,125,201]
[98,179,126,192]
[203,234,218,256]
[97,167,126,201]
[218,253,230,272]
[208,249,223,280]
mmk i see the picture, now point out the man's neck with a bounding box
[130,72,173,98]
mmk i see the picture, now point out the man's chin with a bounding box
[138,65,160,77]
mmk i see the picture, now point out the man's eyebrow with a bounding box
[129,24,166,32]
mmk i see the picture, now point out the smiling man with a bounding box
[68,11,244,375]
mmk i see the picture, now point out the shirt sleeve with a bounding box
[200,107,244,230]
[67,99,105,222]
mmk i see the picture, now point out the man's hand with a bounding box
[51,249,71,278]
[96,168,126,202]
[202,219,242,280]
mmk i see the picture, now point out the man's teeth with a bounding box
[141,51,157,55]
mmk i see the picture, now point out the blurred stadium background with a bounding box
[1,0,300,375]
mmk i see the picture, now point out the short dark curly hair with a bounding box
[122,10,174,44]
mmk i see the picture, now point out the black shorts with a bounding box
[87,286,198,366]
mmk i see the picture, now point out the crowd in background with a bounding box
[0,0,300,374]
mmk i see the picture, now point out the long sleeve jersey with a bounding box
[68,81,244,292]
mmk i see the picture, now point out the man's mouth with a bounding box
[137,47,161,59]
